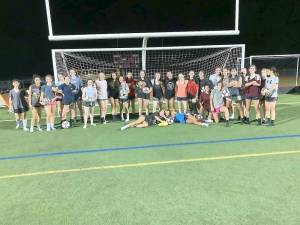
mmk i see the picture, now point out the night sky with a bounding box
[0,0,299,80]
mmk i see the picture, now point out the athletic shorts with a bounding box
[144,115,156,126]
[83,101,96,107]
[128,95,135,100]
[227,95,242,102]
[137,93,150,100]
[245,96,260,100]
[265,97,278,102]
[14,108,28,114]
[213,107,222,114]
[176,97,187,101]
[119,98,128,104]
[165,91,175,100]
[109,93,119,99]
[153,97,164,101]
[74,91,82,101]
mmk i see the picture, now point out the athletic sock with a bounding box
[22,120,29,131]
[226,120,230,127]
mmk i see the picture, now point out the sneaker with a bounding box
[121,116,125,121]
[205,119,213,123]
[16,124,20,129]
[83,125,87,129]
[125,118,130,122]
[229,114,235,120]
[103,120,107,125]
[23,128,29,132]
[51,127,56,131]
[121,125,129,131]
[30,127,34,133]
[91,123,96,127]
[47,127,51,132]
[37,127,43,132]
[201,123,209,127]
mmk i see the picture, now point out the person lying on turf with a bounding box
[121,110,166,130]
[164,110,209,127]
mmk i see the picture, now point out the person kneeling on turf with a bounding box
[121,110,166,130]
[210,81,230,127]
[165,110,208,127]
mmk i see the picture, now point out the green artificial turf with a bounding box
[0,94,299,225]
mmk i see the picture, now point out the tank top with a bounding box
[95,80,108,100]
[152,79,164,98]
[176,81,187,97]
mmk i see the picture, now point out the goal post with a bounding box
[246,54,300,87]
[51,44,245,83]
[45,0,240,41]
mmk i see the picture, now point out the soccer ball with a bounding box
[62,121,70,129]
[222,88,231,97]
[261,88,271,96]
[143,87,151,94]
[166,117,174,124]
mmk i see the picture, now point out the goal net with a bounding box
[245,55,300,88]
[52,45,245,82]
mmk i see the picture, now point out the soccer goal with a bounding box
[245,54,300,87]
[52,44,245,83]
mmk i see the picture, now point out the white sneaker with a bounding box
[16,124,20,129]
[30,127,34,133]
[47,127,51,132]
[205,119,213,123]
[83,125,87,129]
[201,123,209,127]
[91,123,96,127]
[37,127,43,132]
[51,127,56,131]
[125,118,129,122]
[103,120,107,125]
[121,125,129,131]
[230,114,235,120]
[23,128,29,132]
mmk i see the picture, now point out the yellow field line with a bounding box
[1,150,300,180]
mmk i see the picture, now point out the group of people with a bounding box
[8,65,279,132]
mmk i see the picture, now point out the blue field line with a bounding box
[1,134,300,161]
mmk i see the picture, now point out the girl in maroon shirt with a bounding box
[125,72,137,115]
[244,65,262,125]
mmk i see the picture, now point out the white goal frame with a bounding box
[45,0,240,41]
[248,54,300,86]
[51,44,245,83]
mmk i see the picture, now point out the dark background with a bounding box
[0,0,299,80]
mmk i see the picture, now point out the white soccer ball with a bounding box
[261,88,271,96]
[62,121,70,129]
[222,88,230,97]
[166,117,174,125]
[143,87,151,94]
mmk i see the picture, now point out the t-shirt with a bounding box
[136,79,152,95]
[211,89,224,108]
[265,76,279,98]
[200,92,211,109]
[164,78,176,96]
[58,83,76,105]
[70,76,83,94]
[30,84,41,107]
[41,84,56,100]
[125,78,136,97]
[107,79,120,97]
[9,89,28,111]
[119,82,129,100]
[95,80,108,100]
[82,86,97,101]
[245,74,261,98]
[209,74,218,87]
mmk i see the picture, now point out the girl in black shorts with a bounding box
[108,72,120,121]
[28,74,43,132]
[164,71,176,111]
[136,70,152,116]
[152,72,164,113]
[121,110,165,130]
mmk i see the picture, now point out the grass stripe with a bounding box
[1,134,300,161]
[1,150,300,180]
